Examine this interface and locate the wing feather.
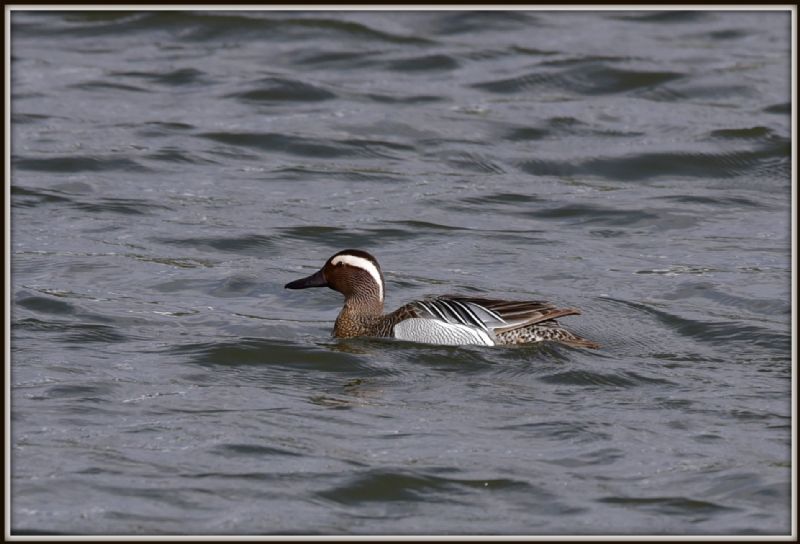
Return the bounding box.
[410,295,578,333]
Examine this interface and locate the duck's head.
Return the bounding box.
[285,249,385,305]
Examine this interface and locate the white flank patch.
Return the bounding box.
[394,318,495,346]
[331,254,384,301]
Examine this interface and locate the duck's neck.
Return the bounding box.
[348,292,384,314]
[334,294,385,338]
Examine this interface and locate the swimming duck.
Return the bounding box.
[285,249,599,348]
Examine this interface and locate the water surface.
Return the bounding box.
[10,9,792,535]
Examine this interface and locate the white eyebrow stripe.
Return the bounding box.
[331,254,384,301]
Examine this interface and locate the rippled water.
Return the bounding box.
[9,9,793,536]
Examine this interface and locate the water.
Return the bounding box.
[9,9,793,536]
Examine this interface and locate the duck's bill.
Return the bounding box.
[285,269,328,289]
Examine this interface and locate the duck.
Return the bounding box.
[285,249,599,349]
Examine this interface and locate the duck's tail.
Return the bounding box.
[494,321,600,349]
[554,329,601,350]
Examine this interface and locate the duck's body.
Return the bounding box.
[285,249,599,349]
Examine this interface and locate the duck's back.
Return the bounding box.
[388,295,598,348]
